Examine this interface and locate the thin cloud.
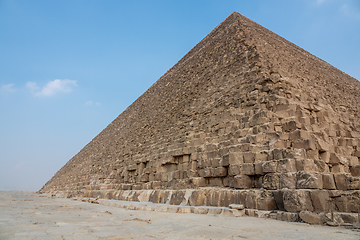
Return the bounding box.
[316,0,326,5]
[340,4,360,19]
[0,83,17,93]
[27,79,77,97]
[85,100,100,106]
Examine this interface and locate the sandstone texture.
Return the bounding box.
[40,12,360,224]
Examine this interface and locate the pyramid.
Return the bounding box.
[41,12,360,222]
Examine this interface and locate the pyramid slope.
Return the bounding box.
[40,13,360,219]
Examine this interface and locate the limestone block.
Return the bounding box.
[221,154,230,167]
[350,166,360,177]
[229,165,241,176]
[208,177,223,187]
[282,120,301,132]
[334,173,348,190]
[191,177,207,187]
[241,163,255,175]
[193,207,209,214]
[255,151,268,162]
[330,153,341,165]
[272,149,283,160]
[277,159,296,172]
[310,190,330,212]
[279,173,296,189]
[257,190,277,210]
[322,174,336,190]
[295,159,317,172]
[299,211,322,225]
[349,156,359,167]
[229,152,244,165]
[289,130,310,141]
[283,190,314,212]
[254,162,264,175]
[292,139,315,150]
[229,204,245,210]
[314,160,328,172]
[319,151,331,163]
[331,164,345,173]
[262,160,277,173]
[296,171,323,189]
[243,152,255,163]
[276,211,300,222]
[263,173,279,190]
[199,168,212,178]
[212,167,227,177]
[232,175,253,189]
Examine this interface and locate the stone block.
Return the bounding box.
[292,139,315,150]
[232,175,253,189]
[282,120,301,132]
[295,159,317,172]
[276,211,300,222]
[277,159,296,172]
[191,177,207,187]
[199,168,211,178]
[193,207,209,214]
[255,151,268,162]
[283,190,314,212]
[257,190,277,210]
[279,173,296,189]
[229,204,244,210]
[319,151,331,163]
[229,152,244,165]
[349,156,359,167]
[243,152,255,163]
[350,166,360,177]
[299,211,322,224]
[262,161,277,173]
[331,164,345,173]
[289,130,310,141]
[322,174,336,190]
[241,163,255,175]
[263,173,279,190]
[221,154,230,167]
[229,164,241,176]
[334,173,348,190]
[310,190,330,212]
[330,153,341,165]
[296,171,323,189]
[212,167,227,177]
[254,162,264,175]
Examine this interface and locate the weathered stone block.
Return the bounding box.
[292,139,315,150]
[241,163,255,175]
[191,177,207,187]
[283,190,314,212]
[276,211,300,222]
[279,173,296,189]
[243,152,255,163]
[350,166,360,177]
[282,120,301,132]
[310,190,330,212]
[299,210,322,224]
[232,175,253,189]
[229,152,244,165]
[263,173,279,190]
[229,164,241,176]
[277,159,296,172]
[322,174,336,190]
[262,160,277,173]
[296,171,323,189]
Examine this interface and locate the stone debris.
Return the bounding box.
[39,12,360,225]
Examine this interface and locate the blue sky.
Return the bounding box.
[1,0,359,192]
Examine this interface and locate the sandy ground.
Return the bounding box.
[0,191,359,240]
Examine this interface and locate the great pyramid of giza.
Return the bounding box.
[40,12,360,223]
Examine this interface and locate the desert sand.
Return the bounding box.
[0,191,359,240]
